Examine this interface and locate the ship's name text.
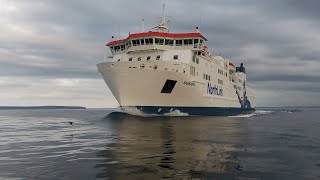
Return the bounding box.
[183,81,195,86]
[207,83,223,96]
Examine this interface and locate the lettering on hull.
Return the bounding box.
[183,81,195,86]
[207,83,223,96]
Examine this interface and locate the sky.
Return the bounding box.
[0,0,320,108]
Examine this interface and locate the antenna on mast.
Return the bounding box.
[117,24,121,39]
[162,3,166,27]
[141,18,145,32]
[152,2,169,32]
[198,15,202,32]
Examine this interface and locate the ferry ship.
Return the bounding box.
[97,5,255,116]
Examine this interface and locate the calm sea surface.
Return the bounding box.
[0,108,320,180]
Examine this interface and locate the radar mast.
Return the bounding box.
[152,3,169,32]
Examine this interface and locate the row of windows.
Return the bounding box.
[155,38,165,45]
[112,45,125,52]
[111,38,204,52]
[127,55,161,62]
[132,38,154,46]
[190,59,229,80]
[203,74,211,81]
[118,54,181,62]
[218,79,224,85]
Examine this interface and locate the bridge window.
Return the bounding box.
[140,39,145,45]
[147,56,151,61]
[218,79,224,85]
[120,45,125,51]
[156,55,161,60]
[114,45,120,52]
[126,41,131,49]
[165,39,174,46]
[196,58,199,64]
[173,55,179,60]
[183,39,193,46]
[218,69,224,75]
[155,38,164,45]
[145,38,153,45]
[194,39,199,48]
[132,39,140,46]
[175,40,183,46]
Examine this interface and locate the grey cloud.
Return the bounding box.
[1,0,320,107]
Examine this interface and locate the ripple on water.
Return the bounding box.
[1,108,320,179]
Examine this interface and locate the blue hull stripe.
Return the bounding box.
[132,106,255,116]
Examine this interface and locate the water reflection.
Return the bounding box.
[97,112,250,179]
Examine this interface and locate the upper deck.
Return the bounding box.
[107,31,208,55]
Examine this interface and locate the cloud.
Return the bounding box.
[0,77,118,107]
[0,0,319,107]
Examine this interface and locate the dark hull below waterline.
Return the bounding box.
[130,106,255,116]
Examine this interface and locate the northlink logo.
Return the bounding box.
[207,83,223,96]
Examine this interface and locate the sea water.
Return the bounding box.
[0,108,319,179]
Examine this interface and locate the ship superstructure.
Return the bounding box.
[97,5,255,116]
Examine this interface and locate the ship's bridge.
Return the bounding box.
[106,31,208,55]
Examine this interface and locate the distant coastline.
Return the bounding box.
[256,106,320,109]
[0,106,86,110]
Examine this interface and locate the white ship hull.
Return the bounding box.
[97,61,255,116]
[98,6,255,116]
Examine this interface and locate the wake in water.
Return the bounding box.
[230,113,257,118]
[119,106,153,117]
[163,109,189,116]
[229,110,274,118]
[120,107,190,117]
[115,107,303,118]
